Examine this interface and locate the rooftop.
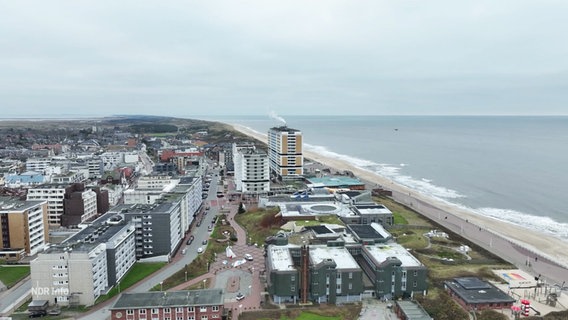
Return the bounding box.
[445,277,515,304]
[46,215,132,253]
[364,243,423,268]
[349,223,391,240]
[309,246,360,270]
[395,300,433,320]
[353,203,393,215]
[270,126,300,133]
[268,245,297,272]
[0,197,46,212]
[306,176,364,188]
[111,289,224,309]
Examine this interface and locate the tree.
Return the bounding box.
[238,202,246,214]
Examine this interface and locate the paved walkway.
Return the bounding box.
[169,194,265,319]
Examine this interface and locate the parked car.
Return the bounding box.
[28,311,46,318]
[244,254,253,261]
[186,235,194,245]
[202,239,208,245]
[197,247,203,253]
[236,293,245,301]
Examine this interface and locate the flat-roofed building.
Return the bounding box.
[0,197,48,256]
[268,126,303,177]
[360,243,428,299]
[339,203,394,226]
[233,143,270,193]
[347,223,392,244]
[30,216,135,306]
[444,277,515,311]
[266,244,364,304]
[27,185,67,225]
[110,289,224,320]
[107,201,183,260]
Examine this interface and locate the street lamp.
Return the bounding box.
[185,271,188,282]
[160,281,163,291]
[203,279,206,289]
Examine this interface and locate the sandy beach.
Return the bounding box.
[232,124,568,286]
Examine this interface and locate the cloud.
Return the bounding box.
[0,0,567,116]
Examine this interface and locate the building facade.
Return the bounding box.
[0,198,48,256]
[110,289,224,320]
[27,185,68,226]
[268,126,303,177]
[30,216,136,306]
[107,201,183,260]
[266,244,364,304]
[232,143,270,193]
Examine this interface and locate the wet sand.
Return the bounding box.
[231,124,568,286]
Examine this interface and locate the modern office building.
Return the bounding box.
[268,126,303,177]
[232,143,270,193]
[30,215,136,306]
[0,197,48,256]
[110,289,224,320]
[339,203,394,226]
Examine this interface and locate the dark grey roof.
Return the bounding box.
[348,225,385,240]
[270,126,300,133]
[395,301,432,320]
[445,277,515,304]
[111,289,224,309]
[305,225,334,235]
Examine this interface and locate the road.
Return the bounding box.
[0,277,31,316]
[79,167,221,320]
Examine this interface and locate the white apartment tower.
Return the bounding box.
[232,143,270,193]
[268,126,304,177]
[27,185,66,225]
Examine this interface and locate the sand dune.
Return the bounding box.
[231,124,568,285]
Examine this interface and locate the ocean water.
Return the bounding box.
[196,115,568,240]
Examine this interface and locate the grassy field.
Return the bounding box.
[0,265,30,288]
[294,216,344,227]
[95,262,165,304]
[240,304,361,320]
[235,207,282,245]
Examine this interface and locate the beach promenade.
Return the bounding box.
[233,124,568,287]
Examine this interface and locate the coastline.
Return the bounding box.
[231,123,568,285]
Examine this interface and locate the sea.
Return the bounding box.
[195,115,568,241]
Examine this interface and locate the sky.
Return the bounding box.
[1,1,567,117]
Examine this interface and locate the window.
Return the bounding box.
[291,286,295,291]
[414,270,418,276]
[201,316,208,320]
[151,309,159,314]
[348,272,353,279]
[291,275,295,281]
[176,308,183,313]
[188,317,195,320]
[139,309,146,314]
[187,307,195,313]
[413,281,417,288]
[212,306,219,312]
[127,310,134,315]
[164,308,171,313]
[199,307,207,312]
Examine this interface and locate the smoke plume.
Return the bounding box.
[269,111,286,125]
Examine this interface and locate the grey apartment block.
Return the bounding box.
[266,244,364,305]
[107,201,182,260]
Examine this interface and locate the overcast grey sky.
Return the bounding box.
[1,1,567,117]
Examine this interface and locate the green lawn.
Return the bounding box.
[261,312,341,320]
[95,262,165,304]
[235,208,282,245]
[0,265,30,288]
